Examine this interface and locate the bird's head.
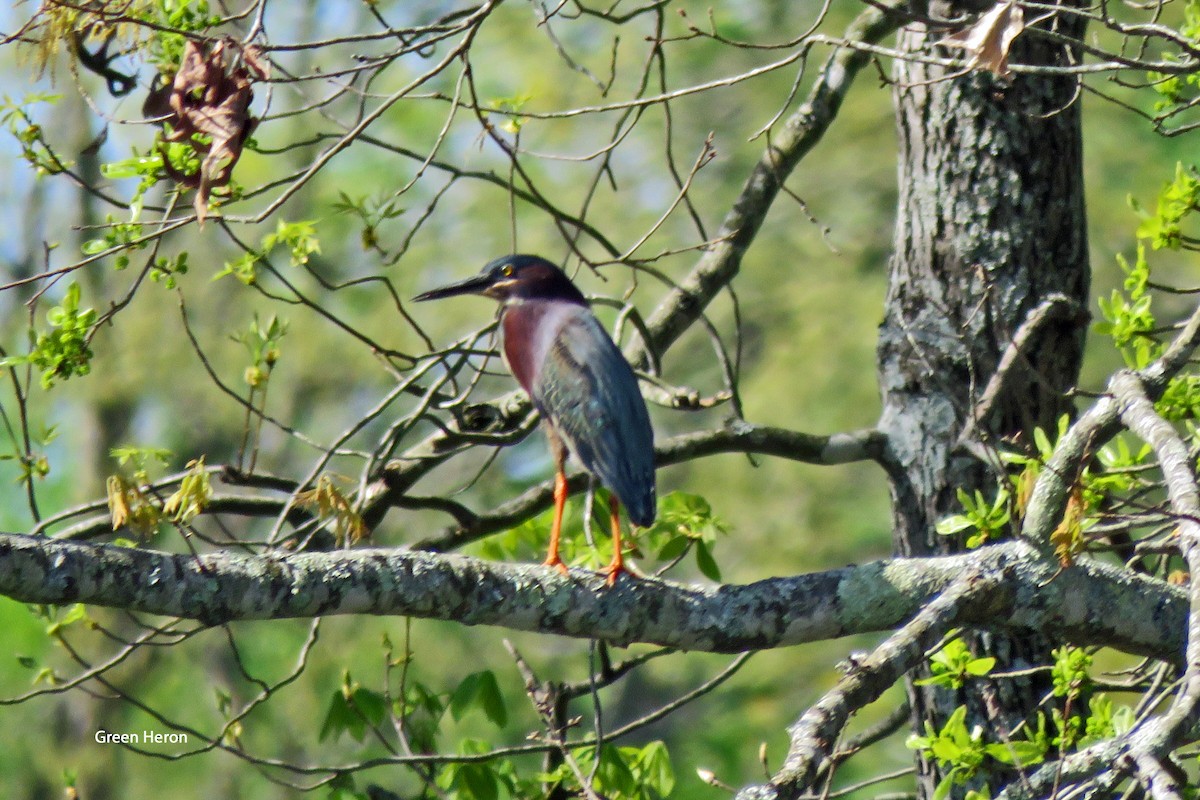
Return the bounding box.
[413,254,587,306]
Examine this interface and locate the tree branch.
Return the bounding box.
[997,364,1200,799]
[38,421,886,545]
[414,421,887,551]
[956,293,1088,453]
[736,572,1002,800]
[1110,371,1200,793]
[0,533,1183,661]
[345,3,905,546]
[632,3,902,365]
[1022,300,1200,551]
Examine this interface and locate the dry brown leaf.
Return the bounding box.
[1012,461,1038,521]
[938,1,1026,78]
[1050,482,1084,568]
[143,38,269,223]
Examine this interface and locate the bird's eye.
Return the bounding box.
[501,265,514,277]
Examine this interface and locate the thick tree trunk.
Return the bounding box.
[879,3,1089,795]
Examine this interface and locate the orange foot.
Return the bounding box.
[543,557,569,576]
[600,563,638,587]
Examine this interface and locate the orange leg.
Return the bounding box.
[543,466,570,575]
[602,495,629,587]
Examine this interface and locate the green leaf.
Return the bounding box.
[478,672,507,727]
[1033,426,1053,458]
[656,535,690,562]
[20,282,97,388]
[1051,645,1092,698]
[643,491,729,544]
[955,487,974,508]
[930,735,964,763]
[936,515,975,535]
[397,681,443,752]
[319,689,363,743]
[533,763,574,784]
[914,673,953,688]
[439,743,505,800]
[449,672,480,722]
[441,762,498,800]
[349,686,387,727]
[449,670,506,726]
[161,457,211,523]
[632,741,675,797]
[966,656,996,676]
[45,603,89,636]
[459,764,498,800]
[326,772,368,800]
[263,219,321,267]
[985,740,1045,766]
[110,445,172,472]
[0,355,29,369]
[695,540,721,581]
[594,746,638,797]
[101,155,163,180]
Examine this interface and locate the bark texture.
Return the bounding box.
[0,532,1184,660]
[880,4,1090,795]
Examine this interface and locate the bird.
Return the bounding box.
[414,254,656,584]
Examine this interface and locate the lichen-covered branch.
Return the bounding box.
[0,533,1183,659]
[737,572,1001,800]
[1022,301,1200,551]
[1108,371,1200,795]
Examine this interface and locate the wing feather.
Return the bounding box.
[531,309,656,526]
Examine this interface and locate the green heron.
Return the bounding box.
[414,254,656,584]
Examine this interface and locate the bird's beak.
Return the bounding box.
[412,272,494,302]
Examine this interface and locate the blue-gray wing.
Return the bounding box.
[532,309,656,526]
